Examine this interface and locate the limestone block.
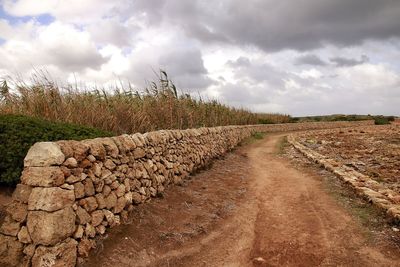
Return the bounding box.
[83,178,95,196]
[21,167,64,187]
[76,206,91,225]
[91,210,104,227]
[0,234,24,267]
[7,201,28,222]
[31,238,77,267]
[28,187,75,212]
[79,196,98,212]
[27,207,76,246]
[95,193,106,209]
[17,226,31,244]
[0,216,21,236]
[24,142,65,167]
[12,184,32,203]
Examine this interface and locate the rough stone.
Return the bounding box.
[124,192,133,204]
[27,207,76,246]
[123,178,131,191]
[91,210,104,227]
[23,244,36,257]
[116,184,126,197]
[103,210,114,226]
[66,174,80,183]
[133,148,146,159]
[78,238,95,257]
[61,183,74,190]
[21,167,64,187]
[100,138,119,158]
[76,206,91,225]
[104,159,116,170]
[131,134,144,147]
[72,142,90,162]
[63,157,78,168]
[95,180,105,193]
[7,201,28,222]
[79,159,92,169]
[28,187,75,212]
[24,142,65,167]
[74,182,85,199]
[0,234,24,267]
[83,178,95,196]
[102,185,111,196]
[95,193,106,209]
[17,226,31,243]
[0,216,21,236]
[105,191,117,209]
[87,154,96,162]
[96,225,106,235]
[132,192,142,204]
[92,163,102,177]
[113,215,121,227]
[85,223,96,238]
[31,238,77,267]
[113,196,127,214]
[101,169,112,180]
[120,210,129,223]
[79,196,98,212]
[110,180,119,190]
[12,184,32,203]
[73,225,84,239]
[84,139,107,159]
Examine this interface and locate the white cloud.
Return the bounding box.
[3,0,118,23]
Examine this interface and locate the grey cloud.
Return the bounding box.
[88,18,139,47]
[128,0,400,52]
[46,46,107,72]
[329,55,369,67]
[158,48,213,90]
[159,48,207,75]
[226,56,251,68]
[295,54,327,66]
[125,46,213,91]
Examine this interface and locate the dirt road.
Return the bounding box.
[86,134,400,267]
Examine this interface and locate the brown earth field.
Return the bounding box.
[81,132,400,267]
[295,125,400,193]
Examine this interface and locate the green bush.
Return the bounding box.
[0,114,112,185]
[373,116,390,125]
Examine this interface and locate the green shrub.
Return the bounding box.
[0,114,112,185]
[373,116,390,125]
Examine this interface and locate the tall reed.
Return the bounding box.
[0,71,291,134]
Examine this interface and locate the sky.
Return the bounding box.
[0,0,399,116]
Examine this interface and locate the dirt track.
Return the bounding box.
[86,134,400,267]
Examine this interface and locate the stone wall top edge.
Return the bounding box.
[29,120,374,161]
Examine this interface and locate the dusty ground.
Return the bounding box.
[85,133,400,267]
[295,125,400,192]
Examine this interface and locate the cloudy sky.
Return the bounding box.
[0,0,399,116]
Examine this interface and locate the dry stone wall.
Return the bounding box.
[0,120,373,266]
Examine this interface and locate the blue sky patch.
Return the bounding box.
[0,5,54,25]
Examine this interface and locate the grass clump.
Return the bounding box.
[252,132,266,140]
[0,114,112,185]
[276,136,289,155]
[241,132,266,145]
